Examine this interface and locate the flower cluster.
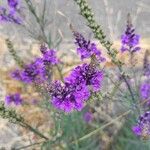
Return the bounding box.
[12,46,58,83]
[73,31,106,62]
[65,63,103,92]
[140,83,150,105]
[8,0,19,10]
[49,63,103,112]
[132,111,150,139]
[121,23,140,53]
[5,93,23,106]
[0,0,21,24]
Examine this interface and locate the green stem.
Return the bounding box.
[16,141,44,150]
[74,0,137,108]
[71,110,131,144]
[20,122,49,140]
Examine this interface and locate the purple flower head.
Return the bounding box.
[132,111,150,139]
[48,63,103,112]
[49,81,90,112]
[121,15,140,53]
[40,44,47,54]
[0,0,22,25]
[83,112,93,123]
[0,6,22,24]
[12,58,46,84]
[5,93,22,106]
[11,69,22,80]
[0,7,8,21]
[73,31,105,62]
[65,63,104,92]
[8,0,19,10]
[20,58,45,83]
[7,12,22,24]
[42,48,58,65]
[140,83,150,105]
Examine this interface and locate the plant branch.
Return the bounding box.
[71,110,131,144]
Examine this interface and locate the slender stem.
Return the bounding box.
[119,66,140,114]
[24,0,64,82]
[16,141,44,150]
[56,65,64,82]
[120,70,135,102]
[71,110,131,144]
[24,0,47,42]
[20,122,49,140]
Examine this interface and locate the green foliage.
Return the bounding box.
[111,116,150,150]
[41,110,100,150]
[0,101,24,124]
[6,39,25,68]
[74,0,123,66]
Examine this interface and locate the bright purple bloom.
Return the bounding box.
[40,45,59,65]
[11,58,46,84]
[83,112,93,123]
[42,49,58,65]
[0,0,22,24]
[49,81,90,112]
[49,63,104,112]
[0,6,21,24]
[20,58,45,83]
[11,46,59,84]
[132,111,150,138]
[5,93,22,106]
[65,63,104,92]
[121,23,140,53]
[8,0,19,10]
[140,83,150,105]
[73,31,105,62]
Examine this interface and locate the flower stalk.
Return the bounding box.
[74,0,136,108]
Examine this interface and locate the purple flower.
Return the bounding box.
[11,69,22,80]
[42,49,58,65]
[40,45,59,65]
[73,31,105,62]
[11,47,59,84]
[20,58,45,83]
[7,0,19,10]
[140,83,150,105]
[0,6,21,24]
[49,81,90,112]
[12,58,46,84]
[121,23,140,53]
[0,1,22,24]
[5,93,22,106]
[48,63,104,112]
[83,112,93,123]
[65,63,104,92]
[132,111,150,138]
[40,44,47,54]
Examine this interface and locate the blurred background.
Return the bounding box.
[0,0,150,149]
